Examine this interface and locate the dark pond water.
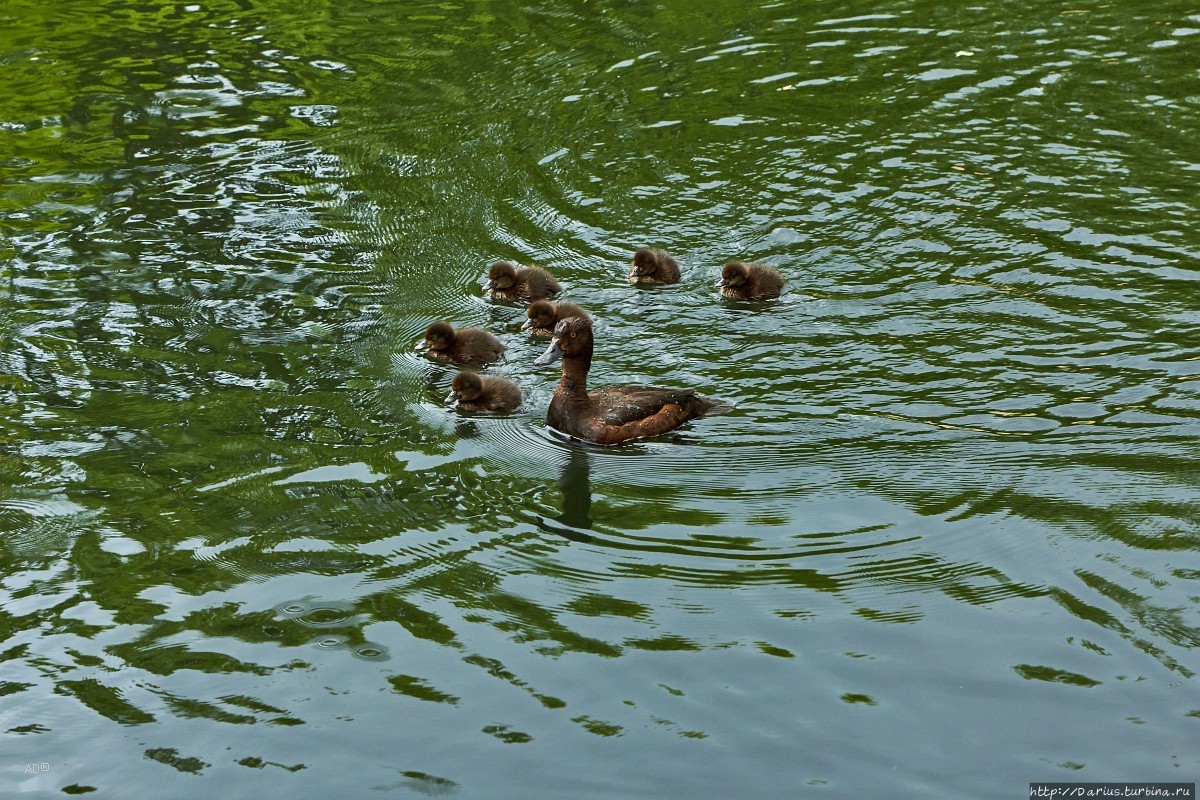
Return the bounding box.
[3,0,1199,796]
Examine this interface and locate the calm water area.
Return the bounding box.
[3,0,1199,796]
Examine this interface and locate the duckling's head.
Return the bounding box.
[522,300,557,331]
[485,261,518,291]
[533,315,592,366]
[448,371,483,404]
[424,321,455,350]
[630,248,658,278]
[718,261,750,289]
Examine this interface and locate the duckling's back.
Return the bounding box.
[520,267,562,300]
[553,302,588,325]
[748,265,785,299]
[479,375,522,411]
[455,328,505,364]
[655,251,681,284]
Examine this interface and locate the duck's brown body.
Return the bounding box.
[447,372,521,412]
[534,317,728,445]
[421,321,505,366]
[717,261,785,300]
[485,261,561,302]
[629,248,681,285]
[522,301,589,337]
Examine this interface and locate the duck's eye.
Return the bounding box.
[570,332,577,339]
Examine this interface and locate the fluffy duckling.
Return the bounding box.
[521,300,590,337]
[419,321,505,366]
[716,261,785,300]
[533,316,729,445]
[484,260,561,302]
[445,372,522,413]
[629,247,681,285]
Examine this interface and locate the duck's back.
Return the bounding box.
[656,253,681,284]
[521,267,562,300]
[549,384,727,445]
[554,302,588,325]
[592,385,710,424]
[749,266,785,299]
[454,329,505,364]
[476,376,522,411]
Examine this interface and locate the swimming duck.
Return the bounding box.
[484,261,561,301]
[533,316,729,445]
[418,321,505,365]
[629,247,681,285]
[717,261,785,300]
[445,372,522,412]
[521,300,590,337]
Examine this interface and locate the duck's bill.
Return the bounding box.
[415,340,430,351]
[444,391,458,405]
[520,317,533,330]
[483,279,495,291]
[533,338,563,366]
[715,278,727,288]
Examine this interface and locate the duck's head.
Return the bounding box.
[533,315,592,366]
[485,261,518,291]
[717,261,750,289]
[522,300,556,331]
[629,248,658,278]
[423,321,455,350]
[446,371,482,405]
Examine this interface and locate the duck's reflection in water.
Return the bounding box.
[538,447,594,542]
[453,419,480,439]
[557,448,592,530]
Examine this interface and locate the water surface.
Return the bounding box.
[3,0,1199,797]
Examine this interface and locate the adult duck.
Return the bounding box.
[533,316,729,445]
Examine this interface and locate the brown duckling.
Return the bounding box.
[629,247,681,285]
[419,321,505,366]
[484,260,561,302]
[533,316,729,445]
[445,372,522,413]
[521,300,590,337]
[717,261,785,300]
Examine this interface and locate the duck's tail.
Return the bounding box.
[695,395,734,417]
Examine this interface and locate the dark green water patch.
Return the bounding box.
[3,0,1199,797]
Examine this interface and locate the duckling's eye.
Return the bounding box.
[570,332,577,339]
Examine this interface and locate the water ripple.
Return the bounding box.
[4,0,1200,794]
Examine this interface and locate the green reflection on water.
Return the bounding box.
[3,0,1200,795]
